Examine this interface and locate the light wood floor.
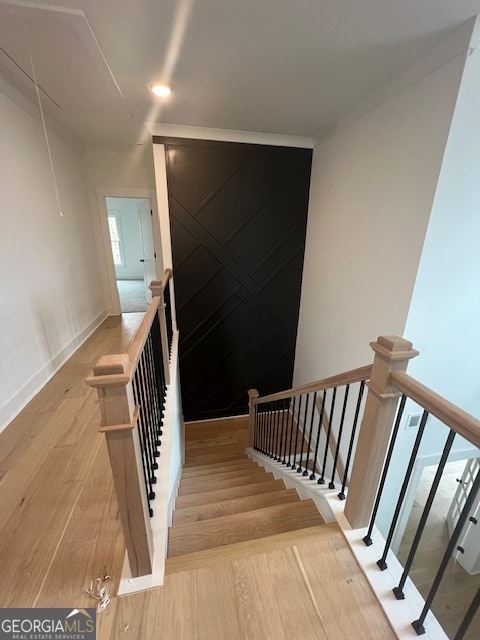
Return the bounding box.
[0,315,396,639]
[397,461,479,639]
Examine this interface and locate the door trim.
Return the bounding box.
[96,186,161,315]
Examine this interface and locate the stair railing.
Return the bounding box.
[248,363,372,493]
[87,268,173,579]
[250,335,480,639]
[347,337,480,639]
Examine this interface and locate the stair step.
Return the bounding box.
[175,478,287,509]
[168,499,324,557]
[177,469,272,496]
[165,523,340,574]
[173,488,300,525]
[180,465,263,486]
[181,459,258,478]
[184,446,248,466]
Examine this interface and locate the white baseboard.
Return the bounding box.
[0,310,108,433]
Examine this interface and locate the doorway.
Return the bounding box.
[105,196,156,313]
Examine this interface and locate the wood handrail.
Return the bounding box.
[390,371,480,449]
[252,364,373,405]
[87,269,173,389]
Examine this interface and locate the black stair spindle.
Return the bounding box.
[268,402,275,457]
[339,380,366,500]
[412,468,480,635]
[362,394,406,543]
[291,394,303,470]
[319,387,337,484]
[297,393,311,474]
[287,396,297,467]
[453,587,480,640]
[393,429,456,599]
[281,401,289,464]
[329,384,350,489]
[310,389,326,481]
[303,391,318,476]
[377,409,429,570]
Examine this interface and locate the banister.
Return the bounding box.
[390,370,480,448]
[252,364,373,404]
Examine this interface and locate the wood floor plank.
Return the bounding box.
[195,562,242,639]
[264,546,330,639]
[34,442,125,608]
[232,552,288,640]
[296,535,396,639]
[179,465,267,486]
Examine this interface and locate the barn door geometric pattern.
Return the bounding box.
[155,137,312,422]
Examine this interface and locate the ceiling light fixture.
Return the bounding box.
[149,83,172,97]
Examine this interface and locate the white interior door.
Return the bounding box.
[137,199,157,301]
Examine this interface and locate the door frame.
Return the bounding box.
[96,186,162,315]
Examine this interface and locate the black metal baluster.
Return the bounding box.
[329,384,350,489]
[145,334,161,452]
[138,352,158,485]
[412,468,480,635]
[310,389,326,481]
[280,401,289,464]
[267,402,274,457]
[453,587,479,640]
[377,409,429,570]
[362,394,406,542]
[150,318,166,440]
[259,404,266,453]
[339,381,366,500]
[273,400,281,460]
[319,387,337,484]
[163,283,173,354]
[393,429,456,600]
[303,391,317,477]
[146,333,161,444]
[291,394,303,470]
[287,396,297,467]
[132,372,154,515]
[253,402,259,450]
[296,393,311,474]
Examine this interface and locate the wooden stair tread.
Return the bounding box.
[181,459,258,477]
[184,449,248,466]
[175,478,287,508]
[165,523,340,574]
[180,465,265,486]
[173,488,300,525]
[177,469,272,495]
[168,499,324,557]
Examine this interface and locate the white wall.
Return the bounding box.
[106,197,144,280]
[0,87,105,431]
[293,28,473,387]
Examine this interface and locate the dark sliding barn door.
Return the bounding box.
[154,137,312,422]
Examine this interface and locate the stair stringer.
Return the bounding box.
[246,447,337,524]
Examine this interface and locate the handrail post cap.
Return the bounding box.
[248,389,259,399]
[370,335,419,361]
[93,353,130,376]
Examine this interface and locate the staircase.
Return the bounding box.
[167,415,325,559]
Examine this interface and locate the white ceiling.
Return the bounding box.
[1,0,480,149]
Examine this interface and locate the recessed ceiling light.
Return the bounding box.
[149,84,172,97]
